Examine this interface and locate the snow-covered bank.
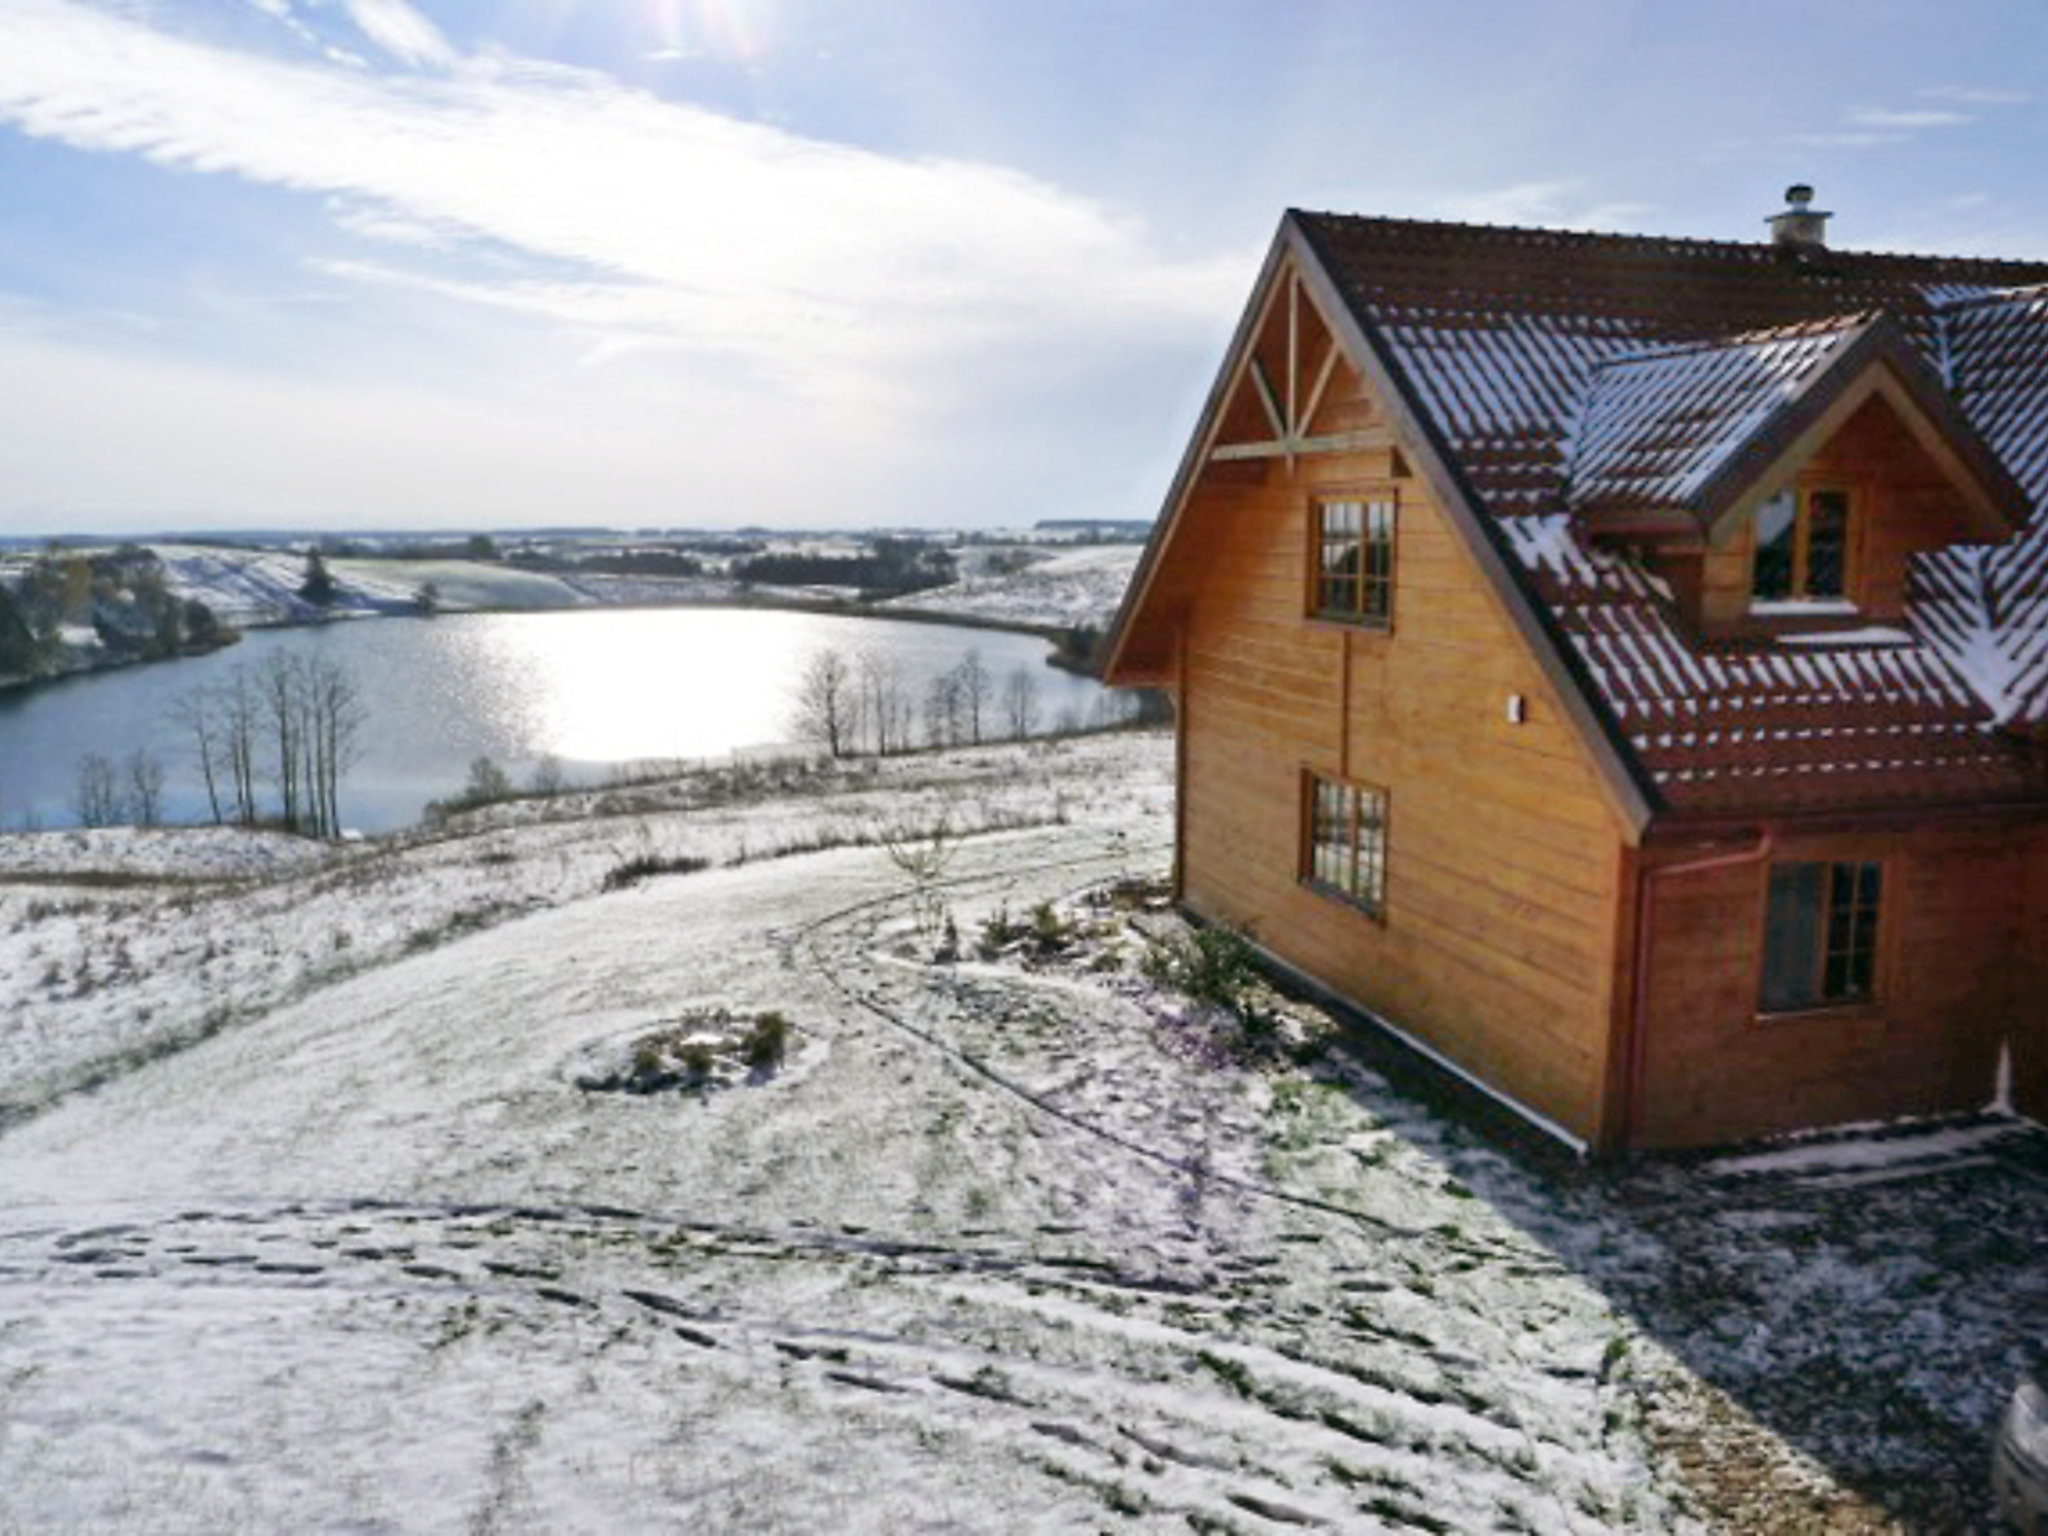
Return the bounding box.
[0,728,2040,1531]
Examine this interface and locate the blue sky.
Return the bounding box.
[0,0,2044,535]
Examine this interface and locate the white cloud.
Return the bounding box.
[0,1,1253,530]
[0,1,1243,388]
[1794,130,1904,149]
[1845,108,1972,130]
[1920,85,2031,106]
[1428,180,1652,233]
[342,0,453,69]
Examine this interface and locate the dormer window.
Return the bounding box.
[1752,485,1852,605]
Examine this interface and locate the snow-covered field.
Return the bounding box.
[883,543,1144,632]
[1,729,2042,1532]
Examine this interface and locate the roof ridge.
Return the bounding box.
[1596,311,1881,367]
[1927,280,2048,313]
[1290,208,2048,276]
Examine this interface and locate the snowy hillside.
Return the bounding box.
[154,543,590,628]
[884,542,1144,632]
[0,730,2041,1531]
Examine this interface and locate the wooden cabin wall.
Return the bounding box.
[1174,436,1628,1144]
[1634,822,2047,1148]
[1812,396,1983,620]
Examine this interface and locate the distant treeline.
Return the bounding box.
[731,537,957,599]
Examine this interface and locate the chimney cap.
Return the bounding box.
[1767,183,1831,251]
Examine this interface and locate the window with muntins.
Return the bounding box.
[1313,495,1395,626]
[1752,486,1852,604]
[1303,774,1387,917]
[1758,860,1881,1013]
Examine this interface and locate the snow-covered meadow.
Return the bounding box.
[1,728,2043,1532]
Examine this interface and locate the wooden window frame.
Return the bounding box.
[1749,481,1858,609]
[1309,491,1397,629]
[1756,858,1885,1018]
[1300,770,1388,920]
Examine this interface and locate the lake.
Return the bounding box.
[0,608,1115,834]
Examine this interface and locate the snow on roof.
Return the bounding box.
[1290,211,2048,813]
[1564,318,1866,514]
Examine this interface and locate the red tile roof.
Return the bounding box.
[1293,211,2048,816]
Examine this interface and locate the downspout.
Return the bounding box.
[1172,616,1189,901]
[1621,828,1775,1152]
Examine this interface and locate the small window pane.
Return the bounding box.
[1304,774,1387,917]
[1316,501,1362,618]
[1761,859,1880,1013]
[1806,490,1849,598]
[1313,497,1394,626]
[1752,490,1796,601]
[1760,862,1824,1012]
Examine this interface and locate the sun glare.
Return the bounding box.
[480,609,802,762]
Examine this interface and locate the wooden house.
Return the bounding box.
[1103,192,2048,1153]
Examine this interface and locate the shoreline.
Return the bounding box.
[0,586,1104,701]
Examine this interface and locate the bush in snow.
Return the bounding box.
[1142,922,1272,1041]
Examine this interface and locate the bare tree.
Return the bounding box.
[73,753,123,828]
[300,656,366,837]
[922,668,962,748]
[955,650,990,745]
[1002,664,1041,740]
[464,755,512,805]
[857,649,911,756]
[255,654,305,831]
[220,667,260,826]
[169,688,226,824]
[126,749,165,827]
[175,656,362,835]
[794,649,855,758]
[530,753,567,796]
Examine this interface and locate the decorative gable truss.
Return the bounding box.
[1205,261,1394,470]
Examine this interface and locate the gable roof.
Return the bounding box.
[1108,209,2048,827]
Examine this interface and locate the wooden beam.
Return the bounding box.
[1287,277,1300,437]
[1210,428,1395,462]
[1299,337,1341,440]
[1248,358,1289,443]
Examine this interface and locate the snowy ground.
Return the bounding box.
[1,729,2042,1532]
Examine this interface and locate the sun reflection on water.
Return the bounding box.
[459,608,825,763]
